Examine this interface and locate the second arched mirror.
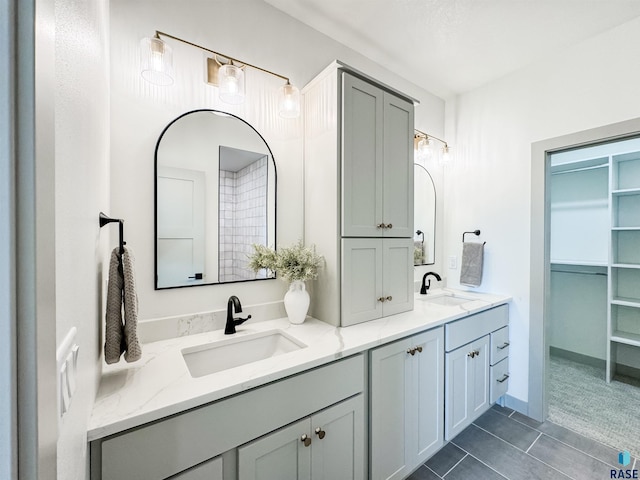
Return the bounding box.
[414,163,436,265]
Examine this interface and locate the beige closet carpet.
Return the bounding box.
[548,355,640,458]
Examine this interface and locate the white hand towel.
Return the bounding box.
[104,246,141,364]
[460,242,484,287]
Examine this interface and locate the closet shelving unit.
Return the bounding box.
[608,150,640,380]
[550,144,640,383]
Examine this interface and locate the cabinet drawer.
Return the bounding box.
[490,357,509,404]
[490,326,510,365]
[99,354,364,480]
[445,304,508,352]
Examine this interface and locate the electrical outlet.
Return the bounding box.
[448,255,457,269]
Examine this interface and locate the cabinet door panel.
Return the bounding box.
[445,336,492,441]
[342,238,383,326]
[311,395,365,480]
[413,329,444,464]
[382,238,414,316]
[382,92,414,238]
[470,336,491,418]
[342,73,384,237]
[445,346,470,441]
[238,419,311,480]
[370,338,412,480]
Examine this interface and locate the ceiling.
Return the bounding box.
[264,0,640,97]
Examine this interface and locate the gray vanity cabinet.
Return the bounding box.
[444,305,509,441]
[238,395,364,480]
[92,355,365,480]
[303,61,415,327]
[369,327,444,480]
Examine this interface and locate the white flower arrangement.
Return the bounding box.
[248,241,323,282]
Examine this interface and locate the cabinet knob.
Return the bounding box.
[301,434,311,447]
[497,342,510,350]
[385,295,393,302]
[376,223,385,229]
[407,347,416,356]
[467,351,476,358]
[416,346,423,353]
[474,349,480,356]
[385,223,393,229]
[314,427,326,439]
[378,297,386,303]
[497,374,510,383]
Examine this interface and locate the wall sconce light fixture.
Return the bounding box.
[414,129,452,164]
[140,31,300,118]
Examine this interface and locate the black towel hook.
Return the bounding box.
[462,229,481,243]
[99,212,126,255]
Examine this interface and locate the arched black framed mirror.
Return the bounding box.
[154,109,277,289]
[414,163,436,265]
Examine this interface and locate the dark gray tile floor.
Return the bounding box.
[408,404,638,480]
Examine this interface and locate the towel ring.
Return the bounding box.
[462,230,481,243]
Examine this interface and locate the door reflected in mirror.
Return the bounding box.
[414,163,436,265]
[155,110,276,289]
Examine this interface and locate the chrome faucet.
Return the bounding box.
[420,272,442,295]
[224,296,251,334]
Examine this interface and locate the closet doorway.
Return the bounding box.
[546,136,640,457]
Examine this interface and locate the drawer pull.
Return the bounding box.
[496,374,510,383]
[467,351,476,358]
[416,346,423,353]
[314,427,326,439]
[301,434,311,447]
[497,342,510,350]
[407,348,416,356]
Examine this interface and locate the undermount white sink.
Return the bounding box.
[182,330,307,378]
[417,292,478,306]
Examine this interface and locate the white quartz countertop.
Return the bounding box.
[87,289,510,441]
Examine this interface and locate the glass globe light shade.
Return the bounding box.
[441,145,452,164]
[218,64,245,104]
[140,37,174,86]
[278,82,300,118]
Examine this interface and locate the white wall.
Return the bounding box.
[54,0,110,478]
[110,0,445,320]
[444,17,640,404]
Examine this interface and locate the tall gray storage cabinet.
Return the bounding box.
[303,61,415,327]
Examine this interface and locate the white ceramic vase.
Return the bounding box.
[284,280,310,325]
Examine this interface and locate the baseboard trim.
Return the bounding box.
[550,346,606,369]
[502,394,528,416]
[615,363,640,381]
